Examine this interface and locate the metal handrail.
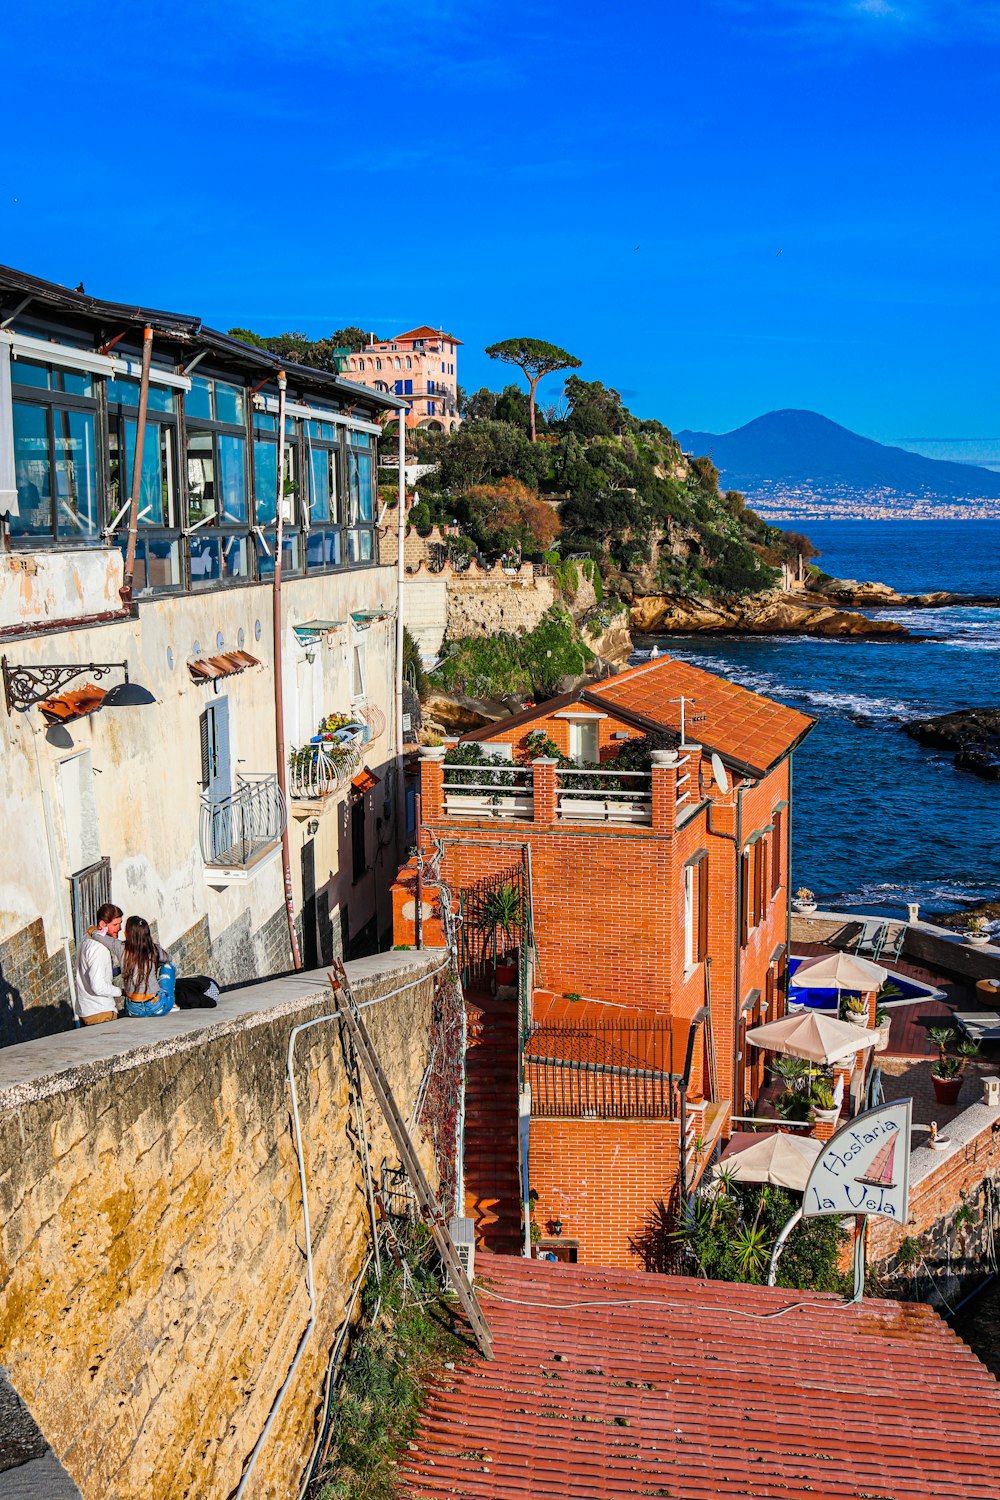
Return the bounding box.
[200,773,287,866]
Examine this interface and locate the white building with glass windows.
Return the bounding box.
[0,263,406,1046]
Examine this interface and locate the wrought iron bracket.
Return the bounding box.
[1,655,129,715]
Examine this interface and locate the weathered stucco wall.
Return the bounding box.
[0,547,124,632]
[0,561,401,1043]
[0,952,444,1499]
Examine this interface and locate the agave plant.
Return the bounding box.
[481,882,523,951]
[732,1221,771,1280]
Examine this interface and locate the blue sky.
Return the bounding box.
[3,0,1000,440]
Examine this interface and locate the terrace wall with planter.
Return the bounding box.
[868,1099,1000,1303]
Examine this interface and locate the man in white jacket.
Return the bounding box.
[74,903,124,1025]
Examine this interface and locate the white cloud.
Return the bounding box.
[723,0,1000,45]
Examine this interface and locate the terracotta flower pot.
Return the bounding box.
[494,962,517,987]
[931,1072,963,1106]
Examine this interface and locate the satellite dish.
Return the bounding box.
[711,753,730,795]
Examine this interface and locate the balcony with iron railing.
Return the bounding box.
[200,773,286,879]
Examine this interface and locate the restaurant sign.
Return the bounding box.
[802,1098,912,1224]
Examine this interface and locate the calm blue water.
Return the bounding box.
[644,520,1000,920]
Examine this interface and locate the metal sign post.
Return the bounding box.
[768,1099,912,1300]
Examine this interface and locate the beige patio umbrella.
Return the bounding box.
[716,1131,823,1191]
[745,1010,880,1065]
[793,952,888,991]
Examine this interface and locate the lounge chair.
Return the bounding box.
[852,919,886,958]
[954,1012,1000,1044]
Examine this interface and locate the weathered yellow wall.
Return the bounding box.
[0,954,442,1499]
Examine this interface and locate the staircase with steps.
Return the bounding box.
[462,985,523,1255]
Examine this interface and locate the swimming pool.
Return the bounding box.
[787,955,945,1012]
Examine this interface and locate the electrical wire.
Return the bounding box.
[477,1287,859,1321]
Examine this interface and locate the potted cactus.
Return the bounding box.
[810,1081,840,1125]
[844,994,870,1028]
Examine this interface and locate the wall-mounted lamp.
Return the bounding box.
[1,655,155,715]
[550,1218,563,1237]
[306,818,320,836]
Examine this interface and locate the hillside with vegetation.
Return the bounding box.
[408,374,816,601]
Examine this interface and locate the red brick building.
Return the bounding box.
[393,655,814,1266]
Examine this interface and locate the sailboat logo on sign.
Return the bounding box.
[802,1098,912,1223]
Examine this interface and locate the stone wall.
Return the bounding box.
[0,952,445,1499]
[868,1101,1000,1304]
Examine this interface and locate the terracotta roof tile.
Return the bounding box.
[404,1253,1000,1499]
[586,655,814,775]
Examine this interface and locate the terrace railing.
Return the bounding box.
[526,1017,678,1120]
[200,773,287,868]
[674,752,695,813]
[443,764,534,821]
[556,766,652,825]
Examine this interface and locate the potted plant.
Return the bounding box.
[930,1052,965,1106]
[793,887,817,915]
[482,882,522,987]
[844,994,870,1027]
[965,915,992,947]
[810,1081,840,1125]
[775,1088,814,1124]
[874,1008,891,1053]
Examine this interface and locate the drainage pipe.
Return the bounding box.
[272,370,301,972]
[706,784,749,1111]
[394,410,406,862]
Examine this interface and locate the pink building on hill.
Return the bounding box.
[344,326,461,432]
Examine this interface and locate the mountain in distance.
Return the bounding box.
[675,409,1000,502]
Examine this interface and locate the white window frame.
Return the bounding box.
[683,863,696,972]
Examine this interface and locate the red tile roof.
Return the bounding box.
[384,325,463,345]
[404,1253,1000,1499]
[586,654,814,776]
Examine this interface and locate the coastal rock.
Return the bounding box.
[811,576,905,606]
[903,708,1000,782]
[934,900,1000,932]
[422,693,505,733]
[630,589,912,640]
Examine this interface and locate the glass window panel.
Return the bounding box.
[124,420,167,527]
[351,432,373,449]
[222,533,250,580]
[217,434,247,523]
[186,430,216,525]
[53,409,98,538]
[107,377,139,406]
[147,385,175,414]
[189,532,222,584]
[309,447,332,522]
[214,380,244,425]
[11,360,50,389]
[254,439,278,526]
[146,535,182,589]
[254,412,277,432]
[11,402,52,535]
[256,529,299,578]
[350,451,373,521]
[59,369,93,397]
[187,375,213,420]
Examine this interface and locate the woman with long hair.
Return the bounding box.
[121,916,173,1017]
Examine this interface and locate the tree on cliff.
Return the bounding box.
[461,477,561,555]
[485,338,581,441]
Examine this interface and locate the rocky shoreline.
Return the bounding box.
[629,573,1000,642]
[903,708,1000,782]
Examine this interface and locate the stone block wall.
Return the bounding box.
[0,952,444,1499]
[868,1101,1000,1304]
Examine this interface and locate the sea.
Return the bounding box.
[640,518,1000,922]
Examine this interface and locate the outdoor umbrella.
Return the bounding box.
[745,1010,880,1065]
[715,1131,823,1192]
[793,952,889,991]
